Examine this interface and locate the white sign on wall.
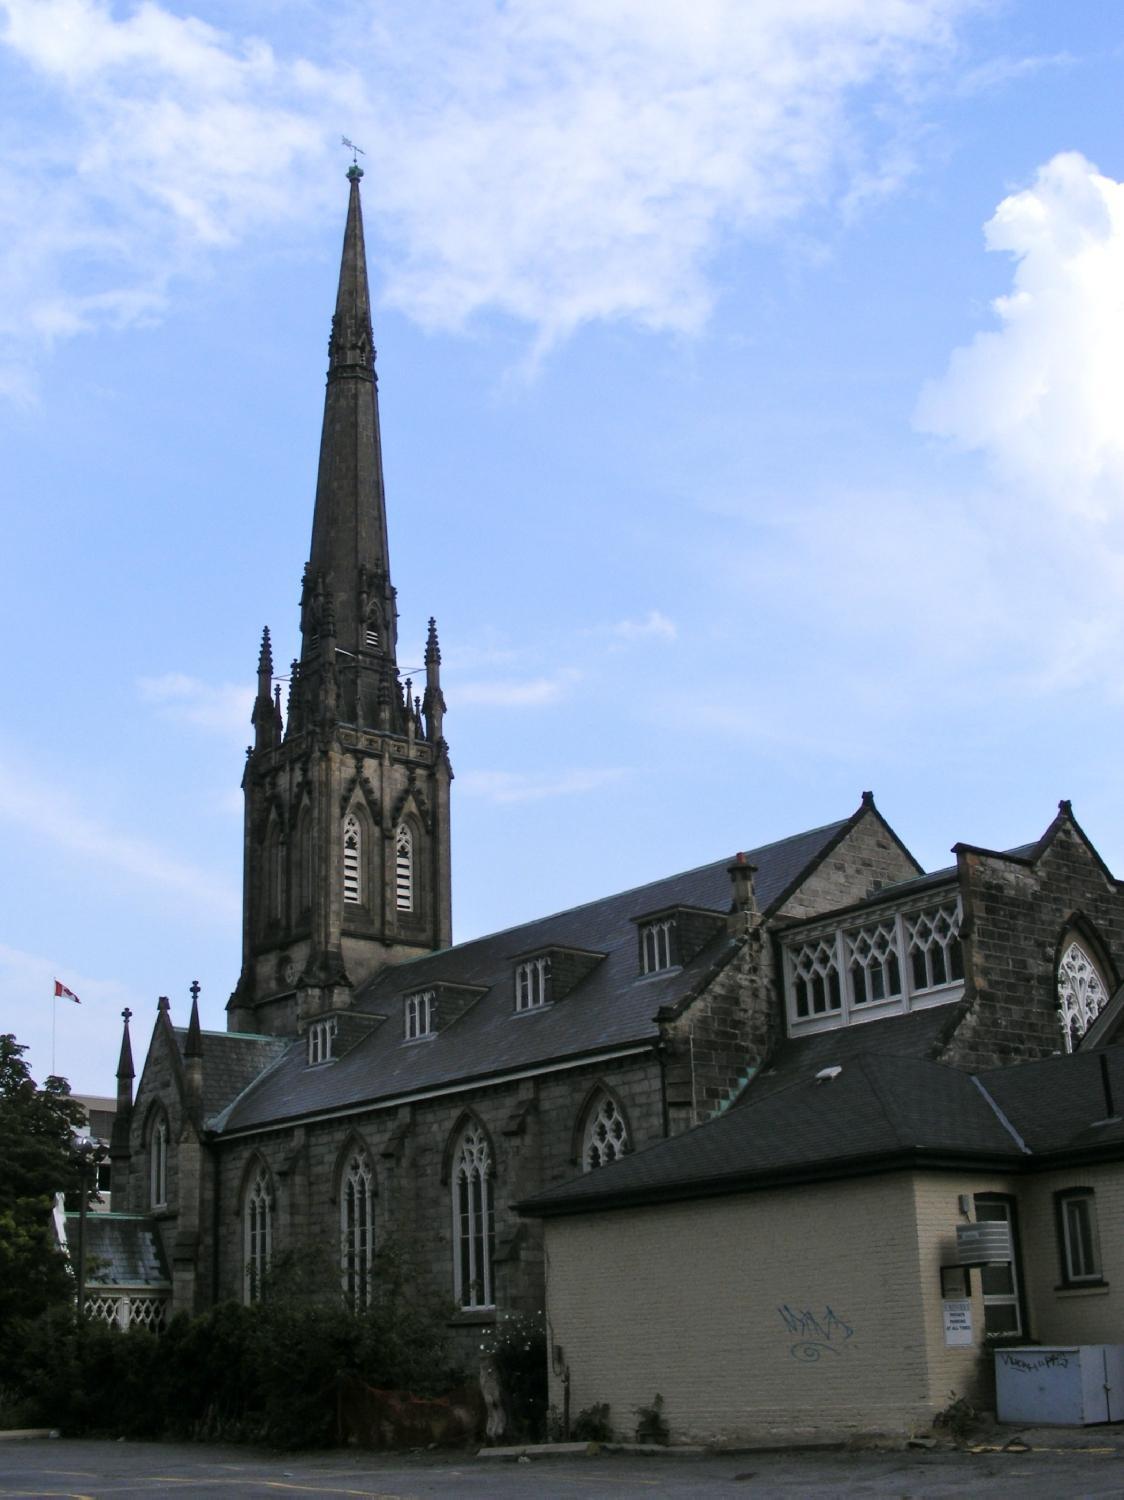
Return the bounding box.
[943,1299,973,1347]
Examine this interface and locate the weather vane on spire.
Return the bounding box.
[342,136,366,165]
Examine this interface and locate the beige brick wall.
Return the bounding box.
[1018,1165,1124,1346]
[545,1172,995,1447]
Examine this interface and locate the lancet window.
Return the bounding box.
[343,814,362,905]
[307,1017,337,1065]
[405,990,434,1040]
[1057,940,1109,1053]
[640,918,674,975]
[149,1113,168,1210]
[583,1092,630,1170]
[395,824,414,912]
[451,1123,494,1310]
[242,1166,273,1304]
[515,955,551,1011]
[340,1147,375,1309]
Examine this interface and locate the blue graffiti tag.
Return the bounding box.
[778,1305,855,1362]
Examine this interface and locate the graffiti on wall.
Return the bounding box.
[778,1304,855,1362]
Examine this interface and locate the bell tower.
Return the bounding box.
[228,165,453,1036]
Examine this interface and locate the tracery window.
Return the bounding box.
[341,1147,375,1309]
[395,824,414,912]
[905,902,963,992]
[343,814,362,904]
[243,1165,273,1304]
[791,935,842,1020]
[640,919,674,975]
[583,1092,630,1170]
[1058,941,1109,1053]
[515,956,551,1011]
[451,1123,494,1310]
[846,919,901,1006]
[149,1114,168,1210]
[405,990,434,1040]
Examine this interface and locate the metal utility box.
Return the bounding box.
[996,1346,1124,1425]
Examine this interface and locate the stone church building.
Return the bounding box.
[105,168,1124,1347]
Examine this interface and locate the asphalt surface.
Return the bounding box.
[3,1435,1124,1499]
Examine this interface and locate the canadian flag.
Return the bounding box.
[53,979,81,1005]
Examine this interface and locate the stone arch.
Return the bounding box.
[572,1081,633,1171]
[143,1101,171,1209]
[330,1129,379,1205]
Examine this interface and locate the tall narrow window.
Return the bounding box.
[1058,941,1109,1052]
[395,824,414,912]
[364,613,381,651]
[307,1017,337,1065]
[297,809,312,914]
[452,1123,494,1310]
[341,1148,375,1309]
[266,820,283,922]
[975,1196,1023,1337]
[1057,1189,1102,1284]
[243,1166,273,1304]
[343,814,362,905]
[583,1092,630,1170]
[405,990,434,1040]
[149,1115,168,1210]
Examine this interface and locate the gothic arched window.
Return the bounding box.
[297,807,312,915]
[340,1147,375,1309]
[343,813,362,905]
[583,1091,630,1171]
[451,1122,494,1309]
[266,818,284,922]
[149,1112,168,1209]
[243,1165,273,1304]
[395,824,414,912]
[1058,940,1110,1053]
[365,611,381,651]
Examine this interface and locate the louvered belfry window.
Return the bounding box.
[343,814,361,904]
[395,824,414,911]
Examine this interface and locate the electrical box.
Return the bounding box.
[996,1346,1124,1425]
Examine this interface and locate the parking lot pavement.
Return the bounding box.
[1,1437,1124,1499]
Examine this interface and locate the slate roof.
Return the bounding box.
[170,1028,290,1125]
[218,817,852,1135]
[66,1213,171,1288]
[520,1040,1124,1218]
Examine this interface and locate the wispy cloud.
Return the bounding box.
[458,767,627,804]
[600,610,678,644]
[456,667,580,707]
[0,0,977,388]
[138,672,254,739]
[916,152,1124,522]
[0,752,239,920]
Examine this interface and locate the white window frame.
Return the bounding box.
[784,897,965,1036]
[307,1017,337,1065]
[583,1091,630,1171]
[243,1166,273,1305]
[515,956,551,1011]
[404,990,435,1041]
[149,1114,168,1210]
[343,813,362,905]
[340,1148,375,1308]
[451,1123,494,1310]
[1059,1190,1102,1284]
[640,918,674,975]
[975,1197,1023,1338]
[395,824,414,912]
[1058,941,1110,1053]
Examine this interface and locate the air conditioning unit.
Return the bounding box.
[956,1221,1012,1265]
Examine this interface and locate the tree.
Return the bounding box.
[0,1034,87,1378]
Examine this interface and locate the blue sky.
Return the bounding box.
[3,0,1124,1092]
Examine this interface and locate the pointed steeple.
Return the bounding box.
[303,165,399,731]
[185,980,203,1059]
[252,627,277,752]
[423,616,446,742]
[116,1007,134,1112]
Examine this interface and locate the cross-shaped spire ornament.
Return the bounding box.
[189,979,201,1004]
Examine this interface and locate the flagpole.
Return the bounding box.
[51,988,57,1077]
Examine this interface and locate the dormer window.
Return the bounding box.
[405,990,434,1040]
[515,956,551,1011]
[640,918,674,974]
[308,1017,337,1065]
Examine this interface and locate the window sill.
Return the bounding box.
[447,1308,496,1328]
[1054,1281,1109,1297]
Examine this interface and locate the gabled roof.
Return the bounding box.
[519,1038,1124,1218]
[170,1028,289,1125]
[218,816,852,1135]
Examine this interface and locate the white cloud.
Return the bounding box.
[138,672,254,739]
[601,610,678,643]
[456,667,580,707]
[458,767,626,803]
[0,0,975,387]
[916,152,1124,520]
[0,753,239,920]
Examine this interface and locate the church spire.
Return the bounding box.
[302,164,398,730]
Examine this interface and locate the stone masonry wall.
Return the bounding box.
[944,817,1124,1070]
[775,807,922,923]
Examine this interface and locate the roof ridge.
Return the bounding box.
[358,816,852,986]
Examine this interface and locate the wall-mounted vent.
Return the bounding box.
[957,1221,1013,1266]
[814,1066,842,1084]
